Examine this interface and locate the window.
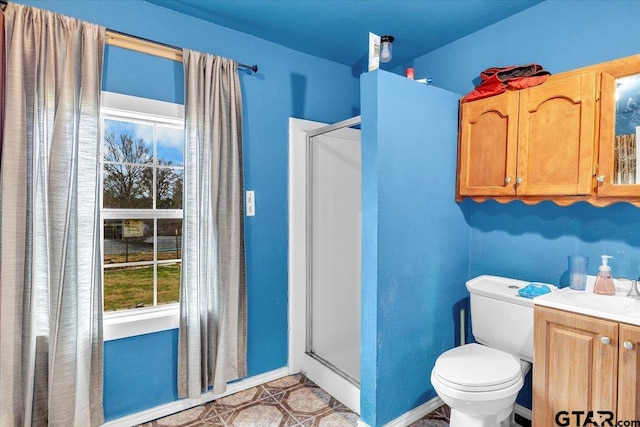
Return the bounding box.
[101,92,184,315]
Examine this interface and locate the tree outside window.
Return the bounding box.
[101,113,184,312]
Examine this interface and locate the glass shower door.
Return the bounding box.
[307,122,361,385]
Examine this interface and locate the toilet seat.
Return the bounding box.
[433,343,522,392]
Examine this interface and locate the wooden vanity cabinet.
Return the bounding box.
[533,306,640,426]
[457,72,597,201]
[533,306,617,426]
[618,323,640,421]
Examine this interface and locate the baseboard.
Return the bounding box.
[101,367,290,427]
[357,399,528,427]
[356,396,444,427]
[383,396,444,427]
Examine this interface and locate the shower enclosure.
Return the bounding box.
[288,116,361,413]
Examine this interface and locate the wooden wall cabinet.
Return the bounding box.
[457,54,640,206]
[533,306,640,426]
[457,72,596,200]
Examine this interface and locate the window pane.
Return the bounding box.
[157,219,182,261]
[103,119,153,164]
[103,164,153,209]
[104,219,154,264]
[156,168,183,209]
[157,125,184,166]
[104,265,154,311]
[157,263,181,305]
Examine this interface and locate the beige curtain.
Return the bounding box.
[615,134,637,184]
[0,8,4,163]
[178,49,247,398]
[0,4,105,426]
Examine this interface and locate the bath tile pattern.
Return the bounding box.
[139,374,450,427]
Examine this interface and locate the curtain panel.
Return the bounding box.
[0,4,105,426]
[179,49,247,399]
[0,9,4,163]
[615,133,637,184]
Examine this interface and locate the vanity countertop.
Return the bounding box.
[534,275,640,326]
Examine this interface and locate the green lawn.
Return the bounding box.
[104,263,181,311]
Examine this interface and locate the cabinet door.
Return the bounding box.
[597,66,640,198]
[517,73,596,196]
[533,307,618,427]
[618,323,640,421]
[457,90,519,197]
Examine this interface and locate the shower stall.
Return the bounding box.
[288,116,361,413]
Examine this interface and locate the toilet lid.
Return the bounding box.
[433,343,522,392]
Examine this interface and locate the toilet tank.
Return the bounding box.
[466,275,549,362]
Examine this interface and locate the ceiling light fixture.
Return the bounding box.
[380,35,394,63]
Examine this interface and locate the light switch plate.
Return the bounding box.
[246,190,255,216]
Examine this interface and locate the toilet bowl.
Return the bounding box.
[430,275,551,427]
[431,343,527,427]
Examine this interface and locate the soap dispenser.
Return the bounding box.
[593,255,616,296]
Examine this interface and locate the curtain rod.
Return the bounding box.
[0,1,258,73]
[106,30,258,73]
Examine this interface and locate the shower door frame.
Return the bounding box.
[288,117,361,414]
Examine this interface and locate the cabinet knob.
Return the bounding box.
[504,177,512,184]
[516,177,524,184]
[601,336,611,345]
[624,341,634,350]
[597,175,606,183]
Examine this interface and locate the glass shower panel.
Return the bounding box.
[308,127,361,384]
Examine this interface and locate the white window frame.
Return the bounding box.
[100,91,184,341]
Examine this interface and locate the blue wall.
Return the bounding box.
[15,0,640,423]
[412,0,640,293]
[16,0,360,420]
[411,0,640,411]
[411,0,640,97]
[468,200,640,283]
[104,330,179,419]
[360,71,470,427]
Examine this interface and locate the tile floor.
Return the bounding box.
[138,374,450,427]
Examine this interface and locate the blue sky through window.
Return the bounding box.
[157,126,184,166]
[104,119,184,166]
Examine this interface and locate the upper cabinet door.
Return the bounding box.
[517,72,596,196]
[457,90,519,197]
[597,62,640,198]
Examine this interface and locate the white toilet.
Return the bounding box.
[431,275,545,427]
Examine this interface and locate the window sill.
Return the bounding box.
[104,304,179,341]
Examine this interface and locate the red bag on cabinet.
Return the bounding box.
[462,64,551,102]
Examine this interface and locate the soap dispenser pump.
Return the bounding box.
[593,255,616,296]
